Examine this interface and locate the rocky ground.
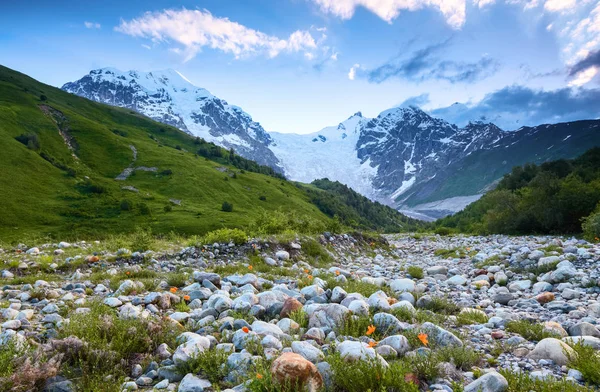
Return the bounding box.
[1,233,600,392]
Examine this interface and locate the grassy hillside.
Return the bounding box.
[0,65,420,242]
[0,66,330,242]
[435,148,600,237]
[299,179,424,232]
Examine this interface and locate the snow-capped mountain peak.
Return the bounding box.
[62,67,282,170]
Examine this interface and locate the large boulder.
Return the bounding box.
[270,352,323,392]
[527,338,575,366]
[464,371,508,392]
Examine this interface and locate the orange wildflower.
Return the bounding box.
[248,265,253,270]
[125,271,131,275]
[335,270,340,276]
[170,287,178,293]
[242,326,249,333]
[304,269,309,274]
[418,333,428,346]
[367,341,378,348]
[307,275,313,280]
[366,324,376,336]
[256,373,263,379]
[183,295,191,301]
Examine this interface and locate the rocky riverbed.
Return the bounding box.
[1,233,600,391]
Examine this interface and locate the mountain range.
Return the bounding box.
[63,68,600,220]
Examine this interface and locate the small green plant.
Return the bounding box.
[221,201,234,212]
[407,266,424,279]
[203,228,247,245]
[176,348,230,384]
[505,320,560,342]
[422,296,462,315]
[301,238,332,267]
[288,309,308,329]
[244,336,265,356]
[327,354,419,392]
[456,309,488,325]
[567,341,600,386]
[166,272,187,288]
[435,345,481,371]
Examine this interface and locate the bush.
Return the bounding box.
[221,201,234,212]
[567,341,600,385]
[422,296,462,315]
[407,266,424,279]
[259,195,267,201]
[15,133,40,150]
[160,169,173,176]
[505,320,560,342]
[434,227,452,236]
[40,94,47,101]
[176,348,230,384]
[327,354,419,392]
[164,205,172,213]
[138,203,152,216]
[203,228,247,245]
[582,207,600,241]
[120,200,132,211]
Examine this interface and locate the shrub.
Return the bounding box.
[166,272,187,288]
[259,195,267,201]
[203,228,247,245]
[288,309,308,329]
[567,341,600,386]
[40,94,47,101]
[505,320,560,342]
[435,345,481,371]
[129,226,155,251]
[407,266,424,279]
[422,296,462,315]
[176,348,230,384]
[327,354,419,392]
[302,238,332,267]
[456,309,489,325]
[164,205,173,213]
[120,200,132,211]
[434,227,452,236]
[15,133,40,150]
[221,201,234,212]
[582,208,600,242]
[138,203,152,216]
[160,169,173,176]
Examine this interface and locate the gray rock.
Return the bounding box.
[178,374,211,392]
[464,372,508,392]
[568,322,600,337]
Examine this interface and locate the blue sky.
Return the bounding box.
[1,0,599,133]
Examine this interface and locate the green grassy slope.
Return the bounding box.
[0,65,335,241]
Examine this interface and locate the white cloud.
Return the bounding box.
[544,0,577,12]
[330,52,339,60]
[310,0,467,29]
[84,21,101,29]
[569,65,598,85]
[348,64,360,80]
[141,44,152,50]
[115,8,318,61]
[473,0,496,8]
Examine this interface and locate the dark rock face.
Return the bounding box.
[355,106,504,203]
[62,68,282,171]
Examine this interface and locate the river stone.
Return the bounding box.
[527,338,575,366]
[464,371,508,392]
